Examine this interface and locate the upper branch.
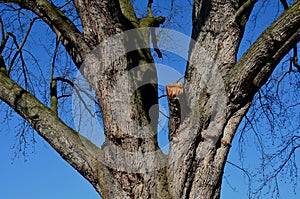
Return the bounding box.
[3,0,90,67]
[234,0,258,27]
[229,0,300,104]
[235,0,258,18]
[119,0,139,28]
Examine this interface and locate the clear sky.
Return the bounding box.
[0,127,100,199]
[0,0,299,199]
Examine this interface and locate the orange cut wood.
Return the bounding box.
[166,82,183,97]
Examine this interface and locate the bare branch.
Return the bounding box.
[3,0,90,67]
[0,16,5,41]
[57,0,72,9]
[235,0,258,20]
[53,76,98,117]
[147,0,153,17]
[229,0,300,104]
[279,0,299,73]
[50,38,59,115]
[255,145,300,195]
[279,0,289,10]
[292,46,300,72]
[7,17,37,74]
[119,0,139,27]
[226,161,252,198]
[0,70,106,194]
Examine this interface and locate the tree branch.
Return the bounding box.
[50,38,59,115]
[0,69,106,195]
[147,0,154,17]
[229,0,300,104]
[3,0,90,67]
[279,0,289,9]
[235,0,258,19]
[119,0,139,28]
[292,45,300,72]
[279,0,300,72]
[7,18,37,74]
[234,0,258,27]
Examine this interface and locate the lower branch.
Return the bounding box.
[0,70,107,196]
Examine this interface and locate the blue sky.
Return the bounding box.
[1,0,299,198]
[0,128,99,199]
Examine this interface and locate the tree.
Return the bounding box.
[0,0,299,198]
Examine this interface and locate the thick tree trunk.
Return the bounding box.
[168,0,253,197]
[0,0,299,198]
[168,1,299,198]
[72,1,169,198]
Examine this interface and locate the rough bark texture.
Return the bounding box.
[0,0,299,198]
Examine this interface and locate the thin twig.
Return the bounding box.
[51,37,60,81]
[0,16,5,41]
[58,0,72,9]
[7,18,37,74]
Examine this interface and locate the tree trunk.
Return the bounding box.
[0,0,299,198]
